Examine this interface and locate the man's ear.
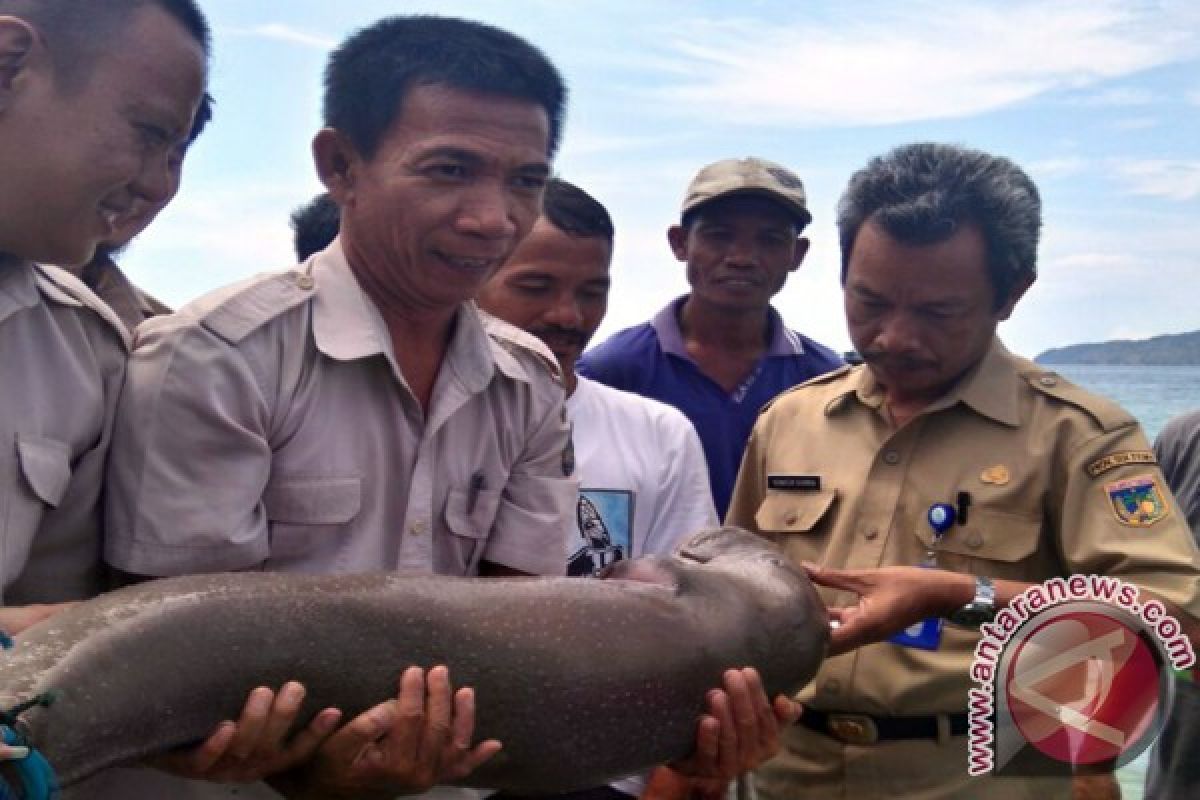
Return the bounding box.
[667,224,688,263]
[790,237,811,272]
[312,127,361,206]
[0,17,37,110]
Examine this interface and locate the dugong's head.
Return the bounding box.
[604,526,828,696]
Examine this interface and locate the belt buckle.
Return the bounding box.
[826,713,879,745]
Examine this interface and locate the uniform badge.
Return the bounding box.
[1086,450,1157,478]
[980,465,1010,486]
[1105,474,1169,527]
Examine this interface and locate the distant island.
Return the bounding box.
[1036,330,1200,365]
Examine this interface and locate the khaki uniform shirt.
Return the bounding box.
[0,258,127,605]
[727,338,1200,715]
[80,252,172,335]
[105,239,575,579]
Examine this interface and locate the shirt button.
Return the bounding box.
[295,274,315,290]
[864,529,879,541]
[410,520,427,535]
[824,679,841,693]
[883,450,901,465]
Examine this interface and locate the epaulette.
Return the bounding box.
[479,310,563,384]
[1023,369,1135,433]
[199,270,316,345]
[33,263,130,349]
[758,364,857,414]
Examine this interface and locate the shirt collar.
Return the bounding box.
[944,337,1022,427]
[650,294,803,358]
[310,237,496,391]
[825,336,1020,427]
[0,257,40,325]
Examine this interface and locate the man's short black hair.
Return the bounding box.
[542,178,613,246]
[323,15,566,161]
[0,0,210,88]
[291,193,341,261]
[837,142,1042,309]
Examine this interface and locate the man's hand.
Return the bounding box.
[271,665,500,800]
[150,682,342,783]
[805,563,974,655]
[0,603,75,636]
[643,667,802,800]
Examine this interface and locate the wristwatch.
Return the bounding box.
[946,575,996,628]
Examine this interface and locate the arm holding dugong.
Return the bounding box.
[642,668,801,800]
[268,665,499,799]
[149,681,343,783]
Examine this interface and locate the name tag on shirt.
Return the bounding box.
[767,475,821,491]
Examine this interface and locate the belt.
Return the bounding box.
[800,709,970,745]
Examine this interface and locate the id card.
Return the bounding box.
[888,616,943,651]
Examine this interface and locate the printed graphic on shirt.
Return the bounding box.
[569,489,633,577]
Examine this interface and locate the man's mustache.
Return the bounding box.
[861,350,937,371]
[532,325,588,347]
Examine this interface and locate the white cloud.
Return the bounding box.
[1112,160,1200,201]
[643,1,1198,127]
[1109,117,1160,131]
[1027,157,1089,179]
[1067,87,1157,106]
[225,23,336,51]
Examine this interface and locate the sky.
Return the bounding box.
[121,0,1200,359]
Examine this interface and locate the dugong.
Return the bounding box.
[0,527,827,795]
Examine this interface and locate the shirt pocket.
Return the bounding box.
[912,508,1041,579]
[5,435,73,585]
[753,489,838,564]
[442,487,502,574]
[263,477,362,561]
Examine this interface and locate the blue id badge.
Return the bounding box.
[887,503,954,651]
[888,614,943,650]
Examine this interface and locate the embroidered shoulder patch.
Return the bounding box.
[1086,450,1157,478]
[1105,474,1169,527]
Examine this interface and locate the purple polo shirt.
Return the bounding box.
[577,296,842,519]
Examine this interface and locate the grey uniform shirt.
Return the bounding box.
[105,238,575,579]
[0,258,127,606]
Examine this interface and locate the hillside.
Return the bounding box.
[1036,330,1200,365]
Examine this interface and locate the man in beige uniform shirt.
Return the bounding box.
[106,15,579,799]
[0,0,204,631]
[727,142,1200,800]
[0,0,341,791]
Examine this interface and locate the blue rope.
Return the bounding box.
[1,711,58,799]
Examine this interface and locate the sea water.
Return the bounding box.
[1054,365,1200,441]
[1048,365,1200,799]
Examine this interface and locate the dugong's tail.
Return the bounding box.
[0,696,58,800]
